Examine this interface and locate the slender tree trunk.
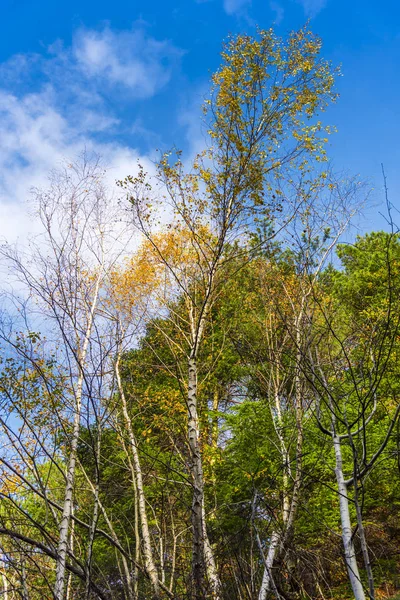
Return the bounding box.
[187,344,221,597]
[159,536,165,587]
[258,388,287,600]
[65,509,75,600]
[188,354,206,600]
[258,530,280,600]
[259,312,305,600]
[211,388,219,513]
[133,458,141,600]
[54,260,104,600]
[332,435,366,600]
[348,434,375,600]
[354,484,375,599]
[84,433,101,600]
[21,561,28,600]
[169,512,177,594]
[202,388,222,599]
[115,355,161,599]
[1,569,8,600]
[54,373,83,600]
[283,340,304,544]
[80,457,136,599]
[202,501,220,599]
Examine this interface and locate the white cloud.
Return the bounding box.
[0,90,74,243]
[0,93,152,245]
[297,0,327,17]
[0,24,182,245]
[270,1,284,24]
[178,84,210,163]
[73,26,181,97]
[223,0,251,15]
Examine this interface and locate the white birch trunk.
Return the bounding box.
[1,569,8,600]
[188,354,206,599]
[202,501,221,599]
[258,530,280,600]
[65,509,75,600]
[333,435,366,600]
[116,432,140,599]
[115,355,161,599]
[258,386,290,600]
[84,434,101,600]
[354,491,375,599]
[54,264,103,600]
[133,452,141,600]
[259,311,305,600]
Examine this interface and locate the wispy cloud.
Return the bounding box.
[223,0,251,16]
[178,84,209,160]
[0,88,153,243]
[73,26,182,97]
[296,0,327,18]
[270,1,284,24]
[0,23,181,243]
[0,24,181,104]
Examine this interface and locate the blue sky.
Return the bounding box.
[0,0,399,239]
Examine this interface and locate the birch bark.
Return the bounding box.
[115,354,161,599]
[1,570,8,600]
[54,260,104,600]
[258,311,304,600]
[188,354,206,599]
[332,434,366,600]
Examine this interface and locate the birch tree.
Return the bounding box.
[305,230,400,600]
[105,253,167,599]
[0,156,133,599]
[119,26,338,599]
[225,171,362,598]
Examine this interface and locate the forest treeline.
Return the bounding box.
[0,25,399,600]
